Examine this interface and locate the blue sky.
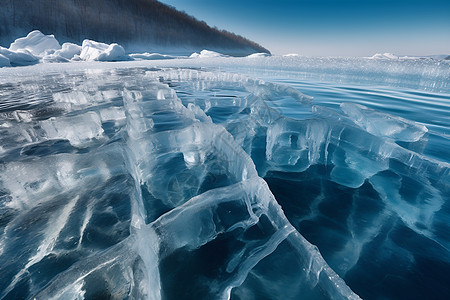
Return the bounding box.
[161,0,450,56]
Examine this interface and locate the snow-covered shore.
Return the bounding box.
[0,30,276,68]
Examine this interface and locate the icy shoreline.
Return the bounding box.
[2,30,448,69]
[0,30,269,68]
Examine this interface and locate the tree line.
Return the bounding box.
[0,0,269,55]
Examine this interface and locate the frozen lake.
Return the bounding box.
[0,57,449,299]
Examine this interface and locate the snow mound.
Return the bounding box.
[246,52,271,58]
[9,30,61,56]
[130,52,177,60]
[79,40,129,61]
[44,43,82,62]
[283,53,300,57]
[368,53,399,60]
[190,49,228,58]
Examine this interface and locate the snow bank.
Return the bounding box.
[9,30,61,56]
[190,49,228,58]
[79,40,129,61]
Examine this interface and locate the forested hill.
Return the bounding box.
[0,0,270,55]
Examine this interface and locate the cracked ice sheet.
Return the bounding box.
[0,63,449,299]
[0,66,361,299]
[155,68,450,300]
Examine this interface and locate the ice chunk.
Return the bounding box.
[99,107,126,122]
[52,91,92,106]
[56,43,82,59]
[341,102,428,142]
[41,112,105,147]
[0,46,38,66]
[266,118,329,172]
[79,40,128,61]
[9,30,61,57]
[330,145,389,188]
[43,42,82,62]
[190,49,228,58]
